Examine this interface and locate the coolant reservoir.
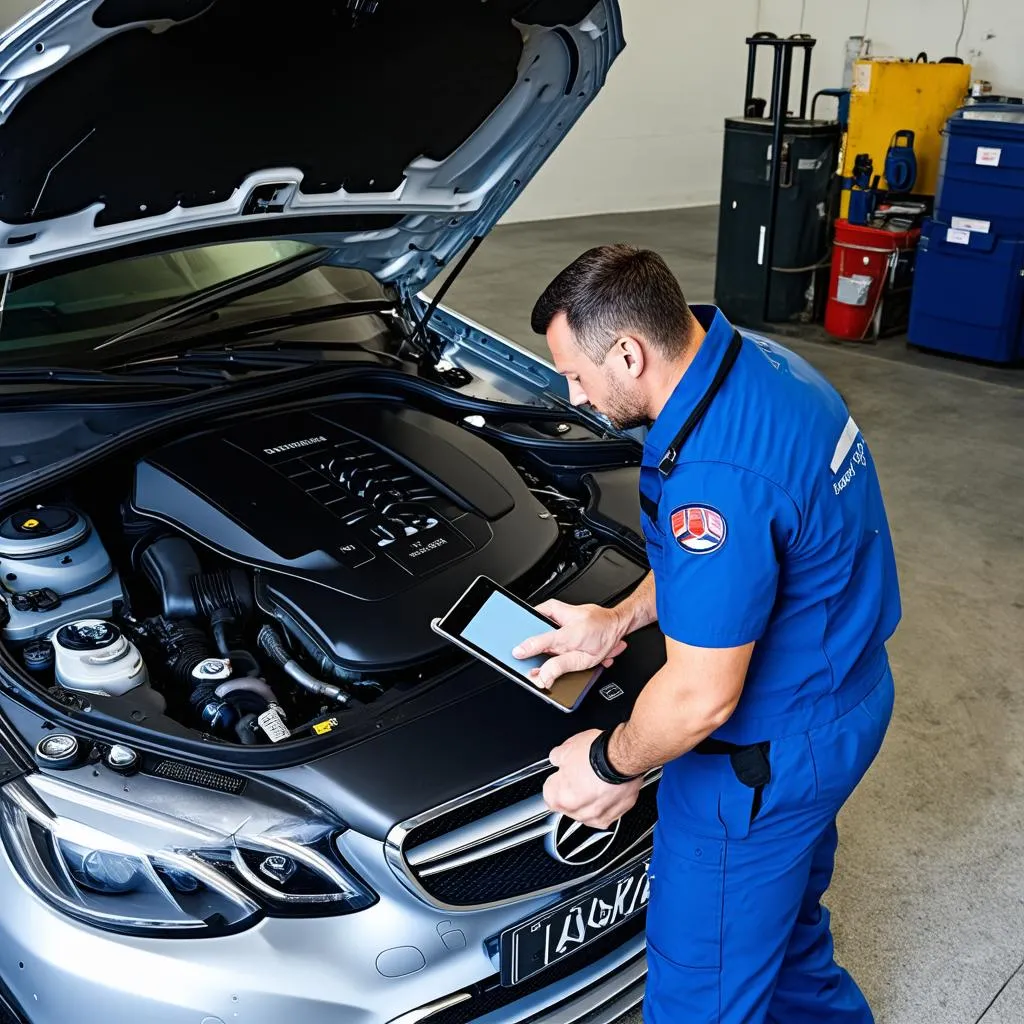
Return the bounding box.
[52,620,150,698]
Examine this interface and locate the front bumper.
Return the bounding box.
[395,945,646,1024]
[0,829,646,1024]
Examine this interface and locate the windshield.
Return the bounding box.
[0,240,386,364]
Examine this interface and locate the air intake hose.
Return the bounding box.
[140,536,252,622]
[140,534,260,675]
[153,618,274,741]
[160,620,215,690]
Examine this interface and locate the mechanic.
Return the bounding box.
[513,245,900,1023]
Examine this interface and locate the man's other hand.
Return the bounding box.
[512,600,627,689]
[543,730,643,830]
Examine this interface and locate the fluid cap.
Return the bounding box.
[192,658,233,682]
[35,733,81,769]
[52,620,148,697]
[0,505,88,558]
[0,505,78,540]
[23,639,55,673]
[55,620,120,653]
[105,744,140,775]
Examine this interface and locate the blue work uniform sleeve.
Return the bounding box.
[653,463,798,648]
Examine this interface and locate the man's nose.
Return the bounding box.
[568,383,588,406]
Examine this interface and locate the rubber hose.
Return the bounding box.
[210,611,261,677]
[192,568,252,620]
[257,625,350,706]
[215,678,278,704]
[164,621,215,689]
[282,661,349,705]
[887,154,915,193]
[257,624,292,667]
[235,713,263,745]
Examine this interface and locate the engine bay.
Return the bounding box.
[133,402,562,674]
[0,383,645,749]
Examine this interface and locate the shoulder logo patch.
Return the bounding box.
[670,505,727,554]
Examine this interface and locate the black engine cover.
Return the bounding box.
[132,400,560,673]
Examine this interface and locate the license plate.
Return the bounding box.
[500,857,651,986]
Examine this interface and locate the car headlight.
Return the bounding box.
[0,774,376,937]
[196,822,376,918]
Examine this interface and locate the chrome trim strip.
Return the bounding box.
[407,793,550,869]
[398,759,553,837]
[417,819,555,878]
[523,955,647,1024]
[385,761,661,912]
[386,935,648,1024]
[386,992,473,1024]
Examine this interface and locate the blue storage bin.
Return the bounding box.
[908,219,1024,364]
[936,105,1024,236]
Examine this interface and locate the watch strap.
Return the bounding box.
[589,729,640,785]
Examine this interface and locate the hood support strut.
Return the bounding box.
[408,235,486,369]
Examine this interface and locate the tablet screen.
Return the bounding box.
[435,576,602,711]
[460,589,552,679]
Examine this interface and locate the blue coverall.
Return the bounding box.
[638,306,900,1023]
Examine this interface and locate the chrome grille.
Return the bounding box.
[387,762,659,910]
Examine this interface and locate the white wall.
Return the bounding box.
[755,0,1024,110]
[502,0,760,223]
[503,0,1024,224]
[0,0,36,32]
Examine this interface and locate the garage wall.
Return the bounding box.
[0,0,35,31]
[755,0,1024,104]
[503,0,1023,224]
[502,0,760,223]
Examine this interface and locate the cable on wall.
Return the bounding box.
[954,0,971,57]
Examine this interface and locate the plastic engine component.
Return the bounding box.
[22,638,55,674]
[131,402,561,674]
[1,505,106,593]
[52,620,154,700]
[144,618,270,741]
[0,506,125,644]
[140,535,252,621]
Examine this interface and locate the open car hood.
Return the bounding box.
[0,0,622,296]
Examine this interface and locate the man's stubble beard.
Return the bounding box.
[601,374,649,432]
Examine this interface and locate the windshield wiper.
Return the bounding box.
[0,364,231,388]
[0,293,403,394]
[91,247,332,354]
[107,297,399,365]
[125,341,406,373]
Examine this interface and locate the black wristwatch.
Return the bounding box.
[589,728,642,785]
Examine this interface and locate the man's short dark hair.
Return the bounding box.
[530,244,695,363]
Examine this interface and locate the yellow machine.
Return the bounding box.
[840,57,971,216]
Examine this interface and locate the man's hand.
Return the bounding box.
[543,729,643,830]
[512,600,628,689]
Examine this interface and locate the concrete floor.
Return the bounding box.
[436,207,1024,1024]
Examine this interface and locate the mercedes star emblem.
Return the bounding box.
[546,814,621,866]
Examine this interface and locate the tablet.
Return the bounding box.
[431,575,602,713]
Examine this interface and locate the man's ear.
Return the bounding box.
[615,335,646,379]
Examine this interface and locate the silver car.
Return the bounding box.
[0,2,660,1021]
